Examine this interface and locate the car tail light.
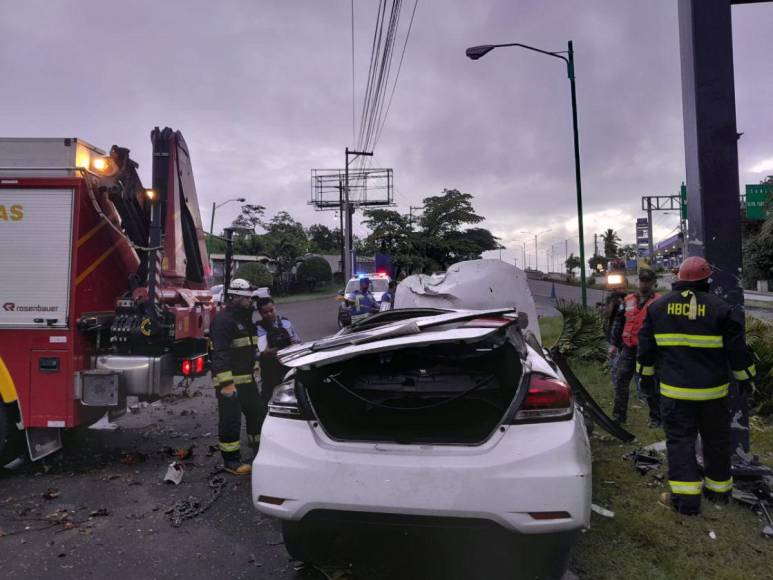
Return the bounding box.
[514,373,573,421]
[268,380,305,419]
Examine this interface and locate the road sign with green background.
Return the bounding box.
[745,183,771,220]
[680,183,687,220]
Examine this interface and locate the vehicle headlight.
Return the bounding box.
[607,274,624,285]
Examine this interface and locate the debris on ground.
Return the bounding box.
[163,462,184,485]
[642,440,667,453]
[119,452,147,466]
[42,488,60,500]
[591,503,615,518]
[708,530,717,540]
[623,448,664,475]
[89,508,109,518]
[166,474,227,527]
[175,446,195,461]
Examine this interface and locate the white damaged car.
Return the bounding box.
[252,306,592,578]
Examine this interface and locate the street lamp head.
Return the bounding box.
[236,198,246,202]
[466,45,495,60]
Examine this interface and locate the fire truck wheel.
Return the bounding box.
[0,403,22,466]
[0,404,10,461]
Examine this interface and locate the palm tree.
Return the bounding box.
[601,229,621,259]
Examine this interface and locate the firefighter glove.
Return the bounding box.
[220,384,238,398]
[639,375,656,396]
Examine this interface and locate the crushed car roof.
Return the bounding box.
[279,308,518,369]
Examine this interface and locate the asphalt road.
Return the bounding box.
[0,298,341,580]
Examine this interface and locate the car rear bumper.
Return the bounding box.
[252,413,591,534]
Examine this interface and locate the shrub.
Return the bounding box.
[234,262,273,288]
[745,316,773,415]
[296,256,333,292]
[554,300,608,362]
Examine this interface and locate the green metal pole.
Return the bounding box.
[567,41,587,308]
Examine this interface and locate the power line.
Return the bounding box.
[373,0,419,149]
[351,0,356,146]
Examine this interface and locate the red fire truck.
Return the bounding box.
[0,129,216,463]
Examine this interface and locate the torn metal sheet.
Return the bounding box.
[395,259,541,342]
[550,347,635,442]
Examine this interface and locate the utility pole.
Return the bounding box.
[646,198,654,263]
[594,233,598,256]
[344,147,373,281]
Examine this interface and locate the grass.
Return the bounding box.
[538,316,773,580]
[273,283,339,304]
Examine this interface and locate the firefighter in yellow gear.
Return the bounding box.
[210,279,261,475]
[636,257,755,514]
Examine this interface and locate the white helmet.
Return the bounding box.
[228,278,254,297]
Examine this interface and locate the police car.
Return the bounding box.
[336,273,391,328]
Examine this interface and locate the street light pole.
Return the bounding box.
[467,40,587,306]
[521,229,551,272]
[210,197,247,235]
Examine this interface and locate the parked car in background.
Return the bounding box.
[336,272,391,328]
[252,307,591,579]
[210,284,270,305]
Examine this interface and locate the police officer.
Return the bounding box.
[608,268,662,427]
[637,257,756,515]
[210,279,261,475]
[256,297,301,414]
[351,277,380,316]
[381,280,397,310]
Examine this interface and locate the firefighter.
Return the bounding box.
[608,268,662,427]
[637,257,756,515]
[210,278,262,475]
[256,296,301,403]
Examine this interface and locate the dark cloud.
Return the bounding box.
[0,0,770,262]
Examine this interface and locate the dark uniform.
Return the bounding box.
[257,316,297,393]
[609,291,661,424]
[637,282,756,514]
[210,304,261,462]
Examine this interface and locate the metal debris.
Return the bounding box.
[166,475,227,527]
[591,503,615,518]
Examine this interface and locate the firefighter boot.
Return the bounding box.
[223,459,252,476]
[247,433,261,459]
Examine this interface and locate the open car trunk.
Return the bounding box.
[299,337,524,445]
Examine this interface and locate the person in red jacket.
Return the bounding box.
[608,268,662,426]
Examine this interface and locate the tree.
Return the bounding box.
[361,209,412,254]
[601,229,621,258]
[232,204,265,232]
[235,262,273,288]
[419,189,484,238]
[262,211,308,275]
[588,254,609,273]
[565,253,582,278]
[307,224,340,254]
[418,189,490,269]
[296,256,333,291]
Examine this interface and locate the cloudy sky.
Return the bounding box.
[1,0,771,269]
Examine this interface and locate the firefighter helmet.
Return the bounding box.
[677,256,712,282]
[228,278,255,297]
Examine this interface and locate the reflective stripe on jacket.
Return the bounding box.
[637,285,755,401]
[209,305,258,388]
[621,292,661,348]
